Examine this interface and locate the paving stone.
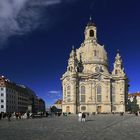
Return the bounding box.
[0,114,140,140]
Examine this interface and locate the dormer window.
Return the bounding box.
[89,30,94,37]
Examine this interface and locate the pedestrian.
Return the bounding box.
[78,112,82,122]
[82,112,86,122]
[18,112,21,119]
[0,112,2,120]
[27,111,30,119]
[7,113,12,121]
[16,112,18,119]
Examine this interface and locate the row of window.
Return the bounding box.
[18,97,28,101]
[7,94,15,98]
[64,85,116,103]
[7,106,16,109]
[7,100,16,104]
[6,88,15,94]
[18,102,27,106]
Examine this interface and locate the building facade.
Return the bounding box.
[0,76,45,113]
[61,19,128,114]
[128,93,140,108]
[37,98,46,113]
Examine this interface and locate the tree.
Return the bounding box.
[50,106,58,113]
[131,96,139,113]
[127,99,132,112]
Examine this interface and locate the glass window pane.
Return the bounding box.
[112,95,115,102]
[81,95,85,102]
[81,86,85,94]
[112,85,115,94]
[97,95,101,102]
[97,85,101,95]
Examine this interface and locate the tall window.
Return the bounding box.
[63,87,66,101]
[81,86,86,102]
[67,86,71,102]
[97,85,101,102]
[112,85,115,102]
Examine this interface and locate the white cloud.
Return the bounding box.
[48,90,61,94]
[30,0,61,6]
[0,0,78,48]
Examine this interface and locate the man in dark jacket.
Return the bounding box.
[82,112,86,122]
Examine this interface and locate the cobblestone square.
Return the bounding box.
[0,114,140,140]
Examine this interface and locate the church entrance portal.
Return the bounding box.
[66,106,70,113]
[97,106,102,113]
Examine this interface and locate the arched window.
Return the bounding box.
[97,85,101,102]
[81,86,85,94]
[67,86,71,102]
[89,30,94,37]
[66,106,70,113]
[81,86,86,102]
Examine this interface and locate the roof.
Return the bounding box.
[87,20,96,27]
[87,16,96,27]
[54,99,62,104]
[128,93,140,97]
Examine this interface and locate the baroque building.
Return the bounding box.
[0,75,45,113]
[61,19,128,114]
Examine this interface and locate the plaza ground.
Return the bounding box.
[0,114,140,140]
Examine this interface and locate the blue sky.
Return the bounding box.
[0,0,140,106]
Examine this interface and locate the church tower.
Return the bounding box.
[111,52,128,112]
[61,18,128,114]
[84,17,97,41]
[67,46,78,73]
[112,52,125,77]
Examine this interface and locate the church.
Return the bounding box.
[61,19,128,114]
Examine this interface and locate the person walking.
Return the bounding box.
[0,112,2,120]
[82,112,86,122]
[7,113,12,121]
[78,112,82,122]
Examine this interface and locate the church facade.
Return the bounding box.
[61,20,128,114]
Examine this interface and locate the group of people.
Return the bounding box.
[0,112,33,121]
[0,112,12,121]
[78,112,86,122]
